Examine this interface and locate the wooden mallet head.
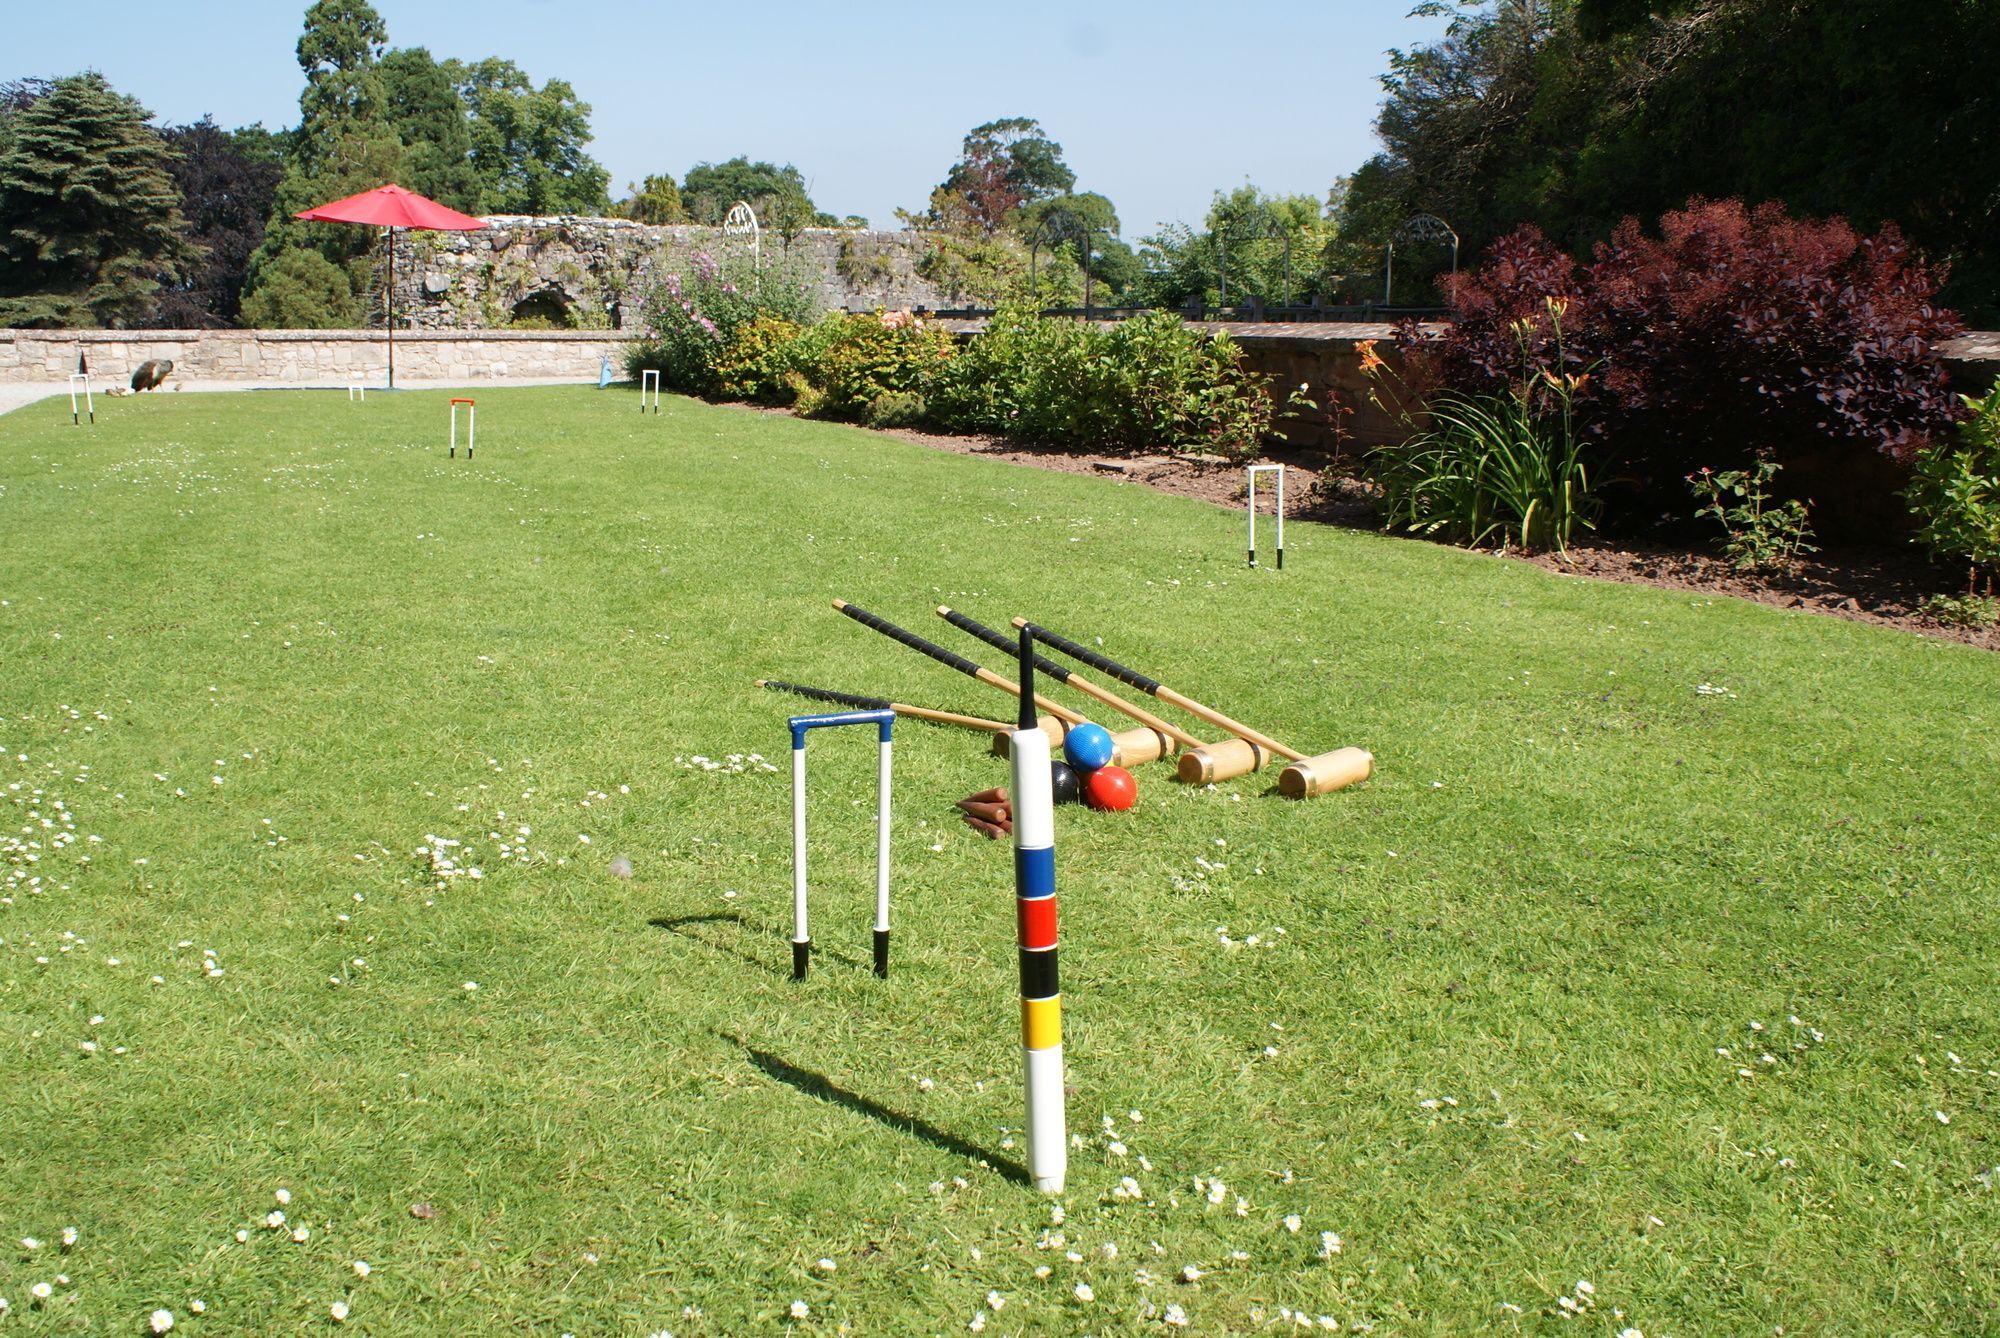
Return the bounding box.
[1278,747,1374,798]
[990,716,1072,757]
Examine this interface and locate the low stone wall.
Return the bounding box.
[1191,322,1415,452]
[0,328,638,386]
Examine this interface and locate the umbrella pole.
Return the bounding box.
[387,226,397,391]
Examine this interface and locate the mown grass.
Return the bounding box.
[1,385,1996,1336]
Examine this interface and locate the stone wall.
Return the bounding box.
[1191,322,1418,452]
[391,218,944,330]
[0,328,636,386]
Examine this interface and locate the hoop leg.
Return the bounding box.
[874,736,892,977]
[791,742,810,980]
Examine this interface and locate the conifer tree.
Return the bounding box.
[0,73,194,327]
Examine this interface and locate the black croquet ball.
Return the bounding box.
[1050,760,1083,805]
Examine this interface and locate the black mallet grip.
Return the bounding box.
[834,600,986,680]
[939,607,1075,683]
[1019,621,1162,695]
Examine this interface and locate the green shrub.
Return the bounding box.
[864,390,928,428]
[794,312,956,421]
[1687,457,1818,572]
[929,303,1116,442]
[927,304,1277,455]
[240,248,365,329]
[624,250,819,394]
[1113,313,1274,455]
[713,316,804,404]
[1918,592,2000,627]
[1905,392,2000,598]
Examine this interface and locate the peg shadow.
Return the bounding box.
[732,1038,1030,1187]
[648,912,867,976]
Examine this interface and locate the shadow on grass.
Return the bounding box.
[734,1039,1031,1188]
[648,912,868,977]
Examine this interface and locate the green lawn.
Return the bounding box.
[2,386,1996,1335]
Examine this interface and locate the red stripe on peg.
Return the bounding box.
[1017,896,1058,951]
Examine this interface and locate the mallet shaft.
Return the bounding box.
[936,608,1206,750]
[756,679,1009,734]
[1018,618,1306,762]
[833,601,1089,727]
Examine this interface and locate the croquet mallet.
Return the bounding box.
[1017,619,1373,797]
[935,607,1203,767]
[832,601,1078,750]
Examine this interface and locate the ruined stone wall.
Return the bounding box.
[390,218,945,330]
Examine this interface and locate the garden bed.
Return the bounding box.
[848,411,2000,651]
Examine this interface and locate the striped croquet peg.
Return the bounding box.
[788,708,895,981]
[1009,626,1066,1194]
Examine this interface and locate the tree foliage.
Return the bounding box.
[933,118,1076,234]
[148,119,283,327]
[0,73,194,328]
[1400,199,1964,522]
[1019,193,1137,305]
[244,0,402,326]
[1139,185,1335,309]
[619,173,686,225]
[378,47,481,212]
[237,245,365,328]
[1342,0,2000,319]
[446,58,609,215]
[292,0,391,174]
[680,157,825,227]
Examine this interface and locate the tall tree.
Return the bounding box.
[1139,185,1334,309]
[934,118,1076,234]
[245,0,402,327]
[618,173,686,224]
[148,118,284,327]
[447,58,608,215]
[0,73,195,328]
[378,47,481,212]
[679,157,820,226]
[1342,0,2000,318]
[291,0,392,175]
[0,79,57,162]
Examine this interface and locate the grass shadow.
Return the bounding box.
[649,912,868,977]
[735,1039,1030,1188]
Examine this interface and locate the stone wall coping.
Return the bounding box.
[1941,333,2000,362]
[0,328,638,345]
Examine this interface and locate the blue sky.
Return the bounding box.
[6,1,1451,238]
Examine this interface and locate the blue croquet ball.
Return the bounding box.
[1050,760,1082,805]
[1064,722,1116,772]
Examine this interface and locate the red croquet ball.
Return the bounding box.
[1082,764,1138,812]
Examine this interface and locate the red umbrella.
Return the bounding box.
[295,184,489,389]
